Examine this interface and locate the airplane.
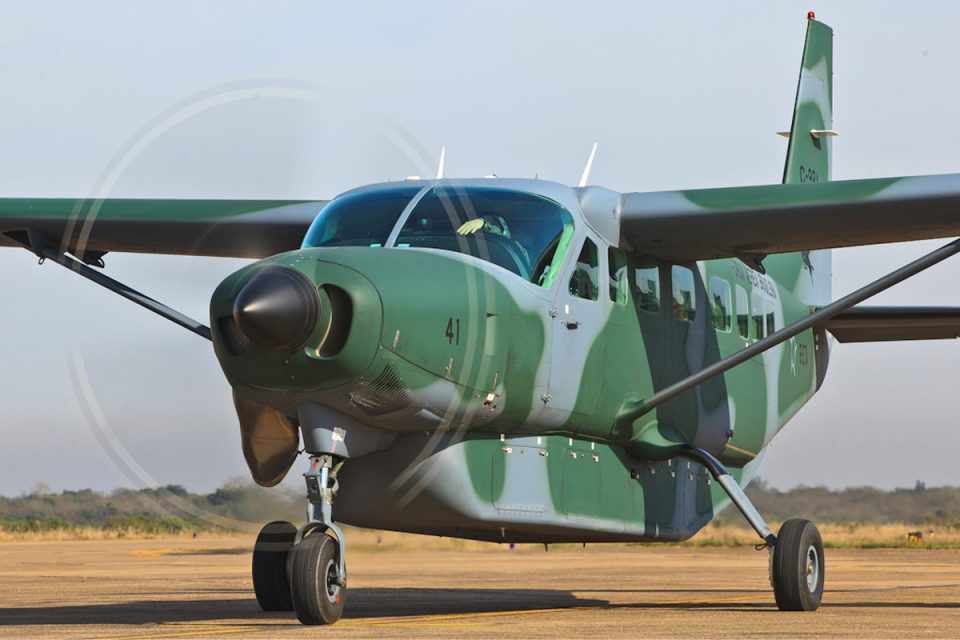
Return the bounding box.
[3,12,960,625]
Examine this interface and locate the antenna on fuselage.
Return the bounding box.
[577,142,599,187]
[436,145,446,179]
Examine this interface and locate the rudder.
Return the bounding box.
[782,15,834,185]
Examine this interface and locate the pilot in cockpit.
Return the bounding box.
[455,215,511,238]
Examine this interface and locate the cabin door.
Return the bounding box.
[547,234,607,421]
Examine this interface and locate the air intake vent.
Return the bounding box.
[315,284,352,358]
[348,364,411,416]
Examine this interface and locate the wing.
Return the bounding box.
[619,174,960,262]
[821,306,960,343]
[0,197,327,259]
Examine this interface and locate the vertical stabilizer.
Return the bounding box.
[781,15,834,354]
[782,15,834,185]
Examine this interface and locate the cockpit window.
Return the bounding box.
[395,186,574,286]
[301,186,421,249]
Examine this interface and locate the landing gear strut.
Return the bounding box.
[684,447,825,611]
[250,454,347,625]
[290,454,347,625]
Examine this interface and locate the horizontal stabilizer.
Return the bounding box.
[821,306,960,343]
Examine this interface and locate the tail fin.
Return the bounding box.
[782,15,834,185]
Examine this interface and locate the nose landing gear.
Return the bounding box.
[251,454,347,625]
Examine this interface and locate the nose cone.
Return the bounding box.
[233,266,319,351]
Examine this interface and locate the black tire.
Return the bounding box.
[252,521,296,612]
[290,532,345,625]
[772,518,825,611]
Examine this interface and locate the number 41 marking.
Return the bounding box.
[445,317,461,345]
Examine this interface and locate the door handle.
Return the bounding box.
[564,320,580,330]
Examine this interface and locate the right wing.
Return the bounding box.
[0,197,327,260]
[618,174,960,263]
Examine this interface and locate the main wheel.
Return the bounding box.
[772,518,825,611]
[252,521,296,611]
[290,532,345,625]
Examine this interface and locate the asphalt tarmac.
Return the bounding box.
[1,535,959,638]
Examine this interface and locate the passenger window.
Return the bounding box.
[709,277,732,333]
[608,248,628,304]
[766,312,776,336]
[735,285,749,338]
[633,266,660,313]
[671,266,696,322]
[569,238,599,300]
[751,290,766,339]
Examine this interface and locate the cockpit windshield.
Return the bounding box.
[301,184,575,287]
[301,186,420,249]
[395,186,574,286]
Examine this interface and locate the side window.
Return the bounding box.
[569,238,599,300]
[608,248,628,304]
[751,290,766,339]
[633,266,660,313]
[766,311,776,336]
[736,285,749,338]
[709,277,732,333]
[671,266,696,322]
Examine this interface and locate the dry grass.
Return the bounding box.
[0,527,219,543]
[3,521,960,549]
[690,521,960,549]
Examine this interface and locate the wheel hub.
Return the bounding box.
[806,545,820,593]
[324,557,341,603]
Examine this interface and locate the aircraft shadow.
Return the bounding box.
[0,588,603,626]
[2,587,957,626]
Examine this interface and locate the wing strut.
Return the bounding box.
[4,230,211,340]
[621,236,960,423]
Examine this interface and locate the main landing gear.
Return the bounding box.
[251,454,347,625]
[684,447,825,611]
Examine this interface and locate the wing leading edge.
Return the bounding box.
[0,197,327,260]
[619,174,960,263]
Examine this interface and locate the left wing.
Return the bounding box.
[619,174,960,262]
[821,306,960,343]
[0,197,327,259]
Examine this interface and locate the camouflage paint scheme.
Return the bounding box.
[1,18,956,545]
[206,19,835,543]
[11,18,948,545]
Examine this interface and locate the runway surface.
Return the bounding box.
[1,535,959,638]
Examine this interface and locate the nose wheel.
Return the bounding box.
[290,532,345,624]
[251,455,348,625]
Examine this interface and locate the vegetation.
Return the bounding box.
[0,481,302,538]
[719,479,960,525]
[4,479,960,547]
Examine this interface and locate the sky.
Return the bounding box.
[2,1,960,495]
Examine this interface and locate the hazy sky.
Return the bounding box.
[2,1,960,495]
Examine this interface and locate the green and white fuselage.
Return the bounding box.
[210,174,827,543]
[206,18,840,543]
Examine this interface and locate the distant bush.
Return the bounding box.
[8,479,959,536]
[716,482,960,525]
[103,514,191,534]
[0,516,72,533]
[0,482,302,533]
